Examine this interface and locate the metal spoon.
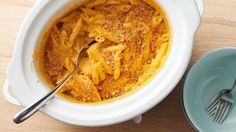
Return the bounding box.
[13,40,96,124]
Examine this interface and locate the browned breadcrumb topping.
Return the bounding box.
[41,0,170,103]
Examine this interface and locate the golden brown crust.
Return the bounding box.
[38,0,171,103]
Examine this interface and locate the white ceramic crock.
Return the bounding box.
[4,0,203,126]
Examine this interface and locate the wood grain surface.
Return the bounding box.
[1,0,236,131]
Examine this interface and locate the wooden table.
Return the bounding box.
[1,0,236,131]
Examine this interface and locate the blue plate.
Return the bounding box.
[182,48,236,132]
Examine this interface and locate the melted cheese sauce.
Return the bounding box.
[37,0,171,103]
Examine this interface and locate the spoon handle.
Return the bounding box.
[13,71,75,124]
[13,41,96,124]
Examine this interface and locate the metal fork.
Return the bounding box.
[205,79,236,124]
[205,89,228,116]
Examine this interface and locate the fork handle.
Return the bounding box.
[233,79,236,88]
[227,79,236,94]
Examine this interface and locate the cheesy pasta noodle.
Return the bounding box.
[38,0,171,103]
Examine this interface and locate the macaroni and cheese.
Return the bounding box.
[38,0,171,103]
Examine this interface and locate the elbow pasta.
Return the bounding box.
[38,0,171,103]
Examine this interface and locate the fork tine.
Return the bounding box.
[206,92,223,110]
[217,101,229,124]
[205,94,220,110]
[209,106,218,116]
[208,100,220,116]
[219,102,232,124]
[209,104,218,116]
[205,97,220,113]
[213,100,224,123]
[215,100,228,124]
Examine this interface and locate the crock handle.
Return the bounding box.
[3,80,21,106]
[195,0,204,16]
